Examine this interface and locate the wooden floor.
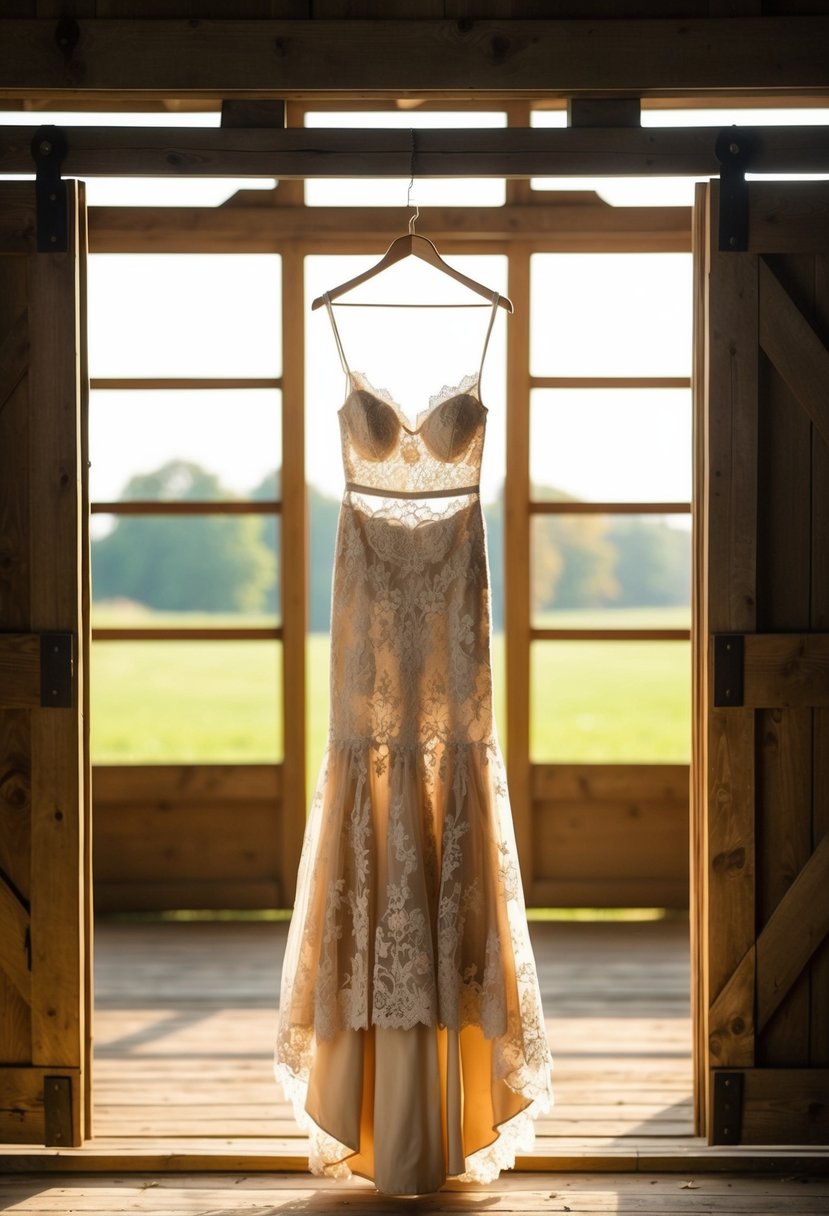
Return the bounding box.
[88,917,695,1153]
[4,1171,829,1214]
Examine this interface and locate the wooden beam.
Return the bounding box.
[756,832,829,1033]
[3,124,829,178]
[0,633,40,708]
[743,633,829,708]
[1,18,828,97]
[88,203,693,255]
[759,258,829,450]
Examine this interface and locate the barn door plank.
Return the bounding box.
[758,257,829,447]
[701,181,829,1143]
[810,250,829,1067]
[705,212,758,1075]
[0,182,89,1146]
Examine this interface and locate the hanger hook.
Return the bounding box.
[407,128,419,235]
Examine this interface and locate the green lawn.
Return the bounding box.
[90,608,690,767]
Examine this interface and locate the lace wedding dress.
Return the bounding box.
[275,294,553,1196]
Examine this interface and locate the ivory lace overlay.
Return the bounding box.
[275,360,553,1187]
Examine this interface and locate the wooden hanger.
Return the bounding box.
[311,213,514,313]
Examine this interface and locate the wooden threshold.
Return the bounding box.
[2,1142,828,1175]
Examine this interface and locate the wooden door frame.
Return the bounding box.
[7,117,825,1157]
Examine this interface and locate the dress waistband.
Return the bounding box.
[345,481,480,501]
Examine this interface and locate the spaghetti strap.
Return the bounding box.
[477,293,499,387]
[323,292,351,378]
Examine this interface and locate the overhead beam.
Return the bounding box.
[0,18,828,98]
[87,203,693,254]
[3,125,829,179]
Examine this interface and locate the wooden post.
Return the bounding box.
[505,246,532,893]
[279,249,307,906]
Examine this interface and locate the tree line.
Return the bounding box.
[92,460,690,629]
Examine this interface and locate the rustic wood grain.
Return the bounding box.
[1,18,828,96]
[705,185,758,1056]
[0,634,40,708]
[758,257,829,451]
[25,184,87,1145]
[505,246,531,888]
[811,251,829,1068]
[89,203,693,256]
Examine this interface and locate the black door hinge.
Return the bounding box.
[40,632,74,709]
[31,126,69,253]
[716,128,754,253]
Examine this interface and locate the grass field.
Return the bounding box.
[90,606,690,768]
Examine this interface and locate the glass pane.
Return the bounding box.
[304,110,506,207]
[531,514,691,626]
[89,389,279,503]
[530,388,691,503]
[91,640,282,763]
[531,640,690,762]
[88,254,281,377]
[90,389,282,504]
[91,515,280,623]
[530,253,692,376]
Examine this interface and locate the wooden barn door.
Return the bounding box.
[695,180,829,1144]
[0,181,91,1145]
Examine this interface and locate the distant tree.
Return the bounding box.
[608,516,691,607]
[92,461,274,613]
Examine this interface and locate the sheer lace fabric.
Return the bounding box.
[276,303,553,1195]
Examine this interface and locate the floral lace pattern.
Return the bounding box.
[276,353,553,1190]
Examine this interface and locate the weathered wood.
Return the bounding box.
[279,248,306,908]
[26,190,85,1140]
[690,181,709,1135]
[92,626,282,641]
[92,762,281,803]
[94,880,282,913]
[89,202,693,255]
[755,832,829,1036]
[812,252,829,1068]
[532,628,690,641]
[705,184,758,1057]
[756,251,817,1070]
[0,1066,79,1146]
[532,763,689,803]
[736,634,829,708]
[759,257,829,450]
[749,184,829,255]
[94,802,283,883]
[0,634,40,708]
[737,1069,829,1145]
[90,500,281,515]
[90,377,281,389]
[0,881,31,1006]
[1,17,828,96]
[505,245,531,888]
[0,307,28,414]
[531,500,691,515]
[4,123,829,178]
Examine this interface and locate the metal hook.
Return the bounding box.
[407,129,419,234]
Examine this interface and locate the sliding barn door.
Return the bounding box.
[695,180,829,1144]
[0,182,91,1145]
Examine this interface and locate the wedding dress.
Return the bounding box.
[275,294,553,1195]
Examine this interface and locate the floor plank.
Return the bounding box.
[3,1171,829,1214]
[89,918,695,1148]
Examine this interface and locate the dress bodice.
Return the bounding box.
[339,370,486,499]
[324,292,499,503]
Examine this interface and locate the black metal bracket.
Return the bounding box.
[712,1070,744,1144]
[40,632,74,709]
[716,128,754,252]
[713,634,745,708]
[43,1075,74,1147]
[31,126,68,253]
